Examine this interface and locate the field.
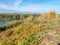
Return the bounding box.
[0,11,60,45]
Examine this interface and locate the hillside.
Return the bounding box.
[0,11,60,45]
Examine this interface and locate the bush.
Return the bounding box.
[33,40,40,45]
[0,26,6,31]
[22,42,30,45]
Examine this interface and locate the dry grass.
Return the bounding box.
[0,11,60,45]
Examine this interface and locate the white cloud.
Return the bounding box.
[13,0,23,7]
[0,0,60,13]
[0,0,23,10]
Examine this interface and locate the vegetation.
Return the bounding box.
[0,11,60,45]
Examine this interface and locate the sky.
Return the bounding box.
[0,0,60,13]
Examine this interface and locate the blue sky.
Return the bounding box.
[0,0,60,13]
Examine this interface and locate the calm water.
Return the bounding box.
[0,20,16,26]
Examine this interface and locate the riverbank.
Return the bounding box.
[0,20,23,31]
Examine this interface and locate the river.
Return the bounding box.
[0,20,16,26]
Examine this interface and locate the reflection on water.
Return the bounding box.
[0,20,16,26]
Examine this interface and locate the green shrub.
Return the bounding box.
[33,40,40,45]
[22,42,30,45]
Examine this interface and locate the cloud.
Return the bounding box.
[13,0,23,7]
[0,0,60,13]
[0,0,23,11]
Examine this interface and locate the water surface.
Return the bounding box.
[0,20,16,26]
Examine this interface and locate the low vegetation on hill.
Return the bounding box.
[0,11,60,45]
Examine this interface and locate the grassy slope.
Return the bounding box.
[0,11,60,45]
